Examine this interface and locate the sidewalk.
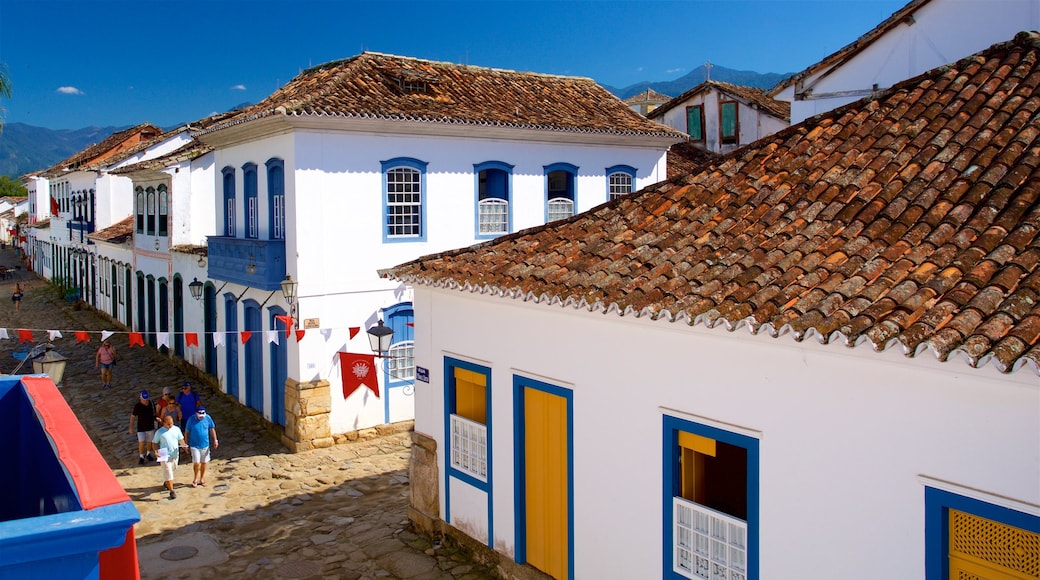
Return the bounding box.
[0,249,497,579]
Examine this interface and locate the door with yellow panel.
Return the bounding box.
[516,377,572,580]
[948,509,1040,579]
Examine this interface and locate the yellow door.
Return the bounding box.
[948,509,1040,579]
[524,387,569,579]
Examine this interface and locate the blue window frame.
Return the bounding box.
[381,157,428,242]
[544,162,578,222]
[606,165,636,201]
[222,167,236,237]
[474,161,513,238]
[384,303,415,384]
[266,158,285,240]
[443,357,491,491]
[925,486,1040,579]
[145,187,156,235]
[157,184,168,236]
[663,414,759,580]
[243,162,258,239]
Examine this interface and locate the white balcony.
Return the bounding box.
[449,414,487,482]
[673,496,747,580]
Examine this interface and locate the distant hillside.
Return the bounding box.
[0,123,126,179]
[603,64,791,100]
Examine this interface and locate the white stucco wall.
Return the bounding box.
[789,0,1040,123]
[410,287,1039,579]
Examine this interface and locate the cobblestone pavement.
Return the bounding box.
[0,250,497,580]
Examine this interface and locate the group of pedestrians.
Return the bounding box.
[128,381,219,500]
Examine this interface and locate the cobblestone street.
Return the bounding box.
[0,250,496,579]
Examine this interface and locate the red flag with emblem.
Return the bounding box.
[339,352,379,399]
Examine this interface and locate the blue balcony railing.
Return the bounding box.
[206,237,286,290]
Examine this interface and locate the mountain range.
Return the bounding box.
[0,64,788,180]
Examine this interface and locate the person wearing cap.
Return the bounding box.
[129,390,158,464]
[153,414,187,500]
[176,381,202,431]
[184,406,218,488]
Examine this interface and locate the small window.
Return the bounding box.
[146,187,156,235]
[720,101,739,145]
[222,167,236,237]
[244,163,258,239]
[157,185,168,236]
[606,165,636,201]
[448,362,489,483]
[388,341,415,380]
[135,187,145,233]
[686,105,705,142]
[267,158,285,240]
[475,161,512,236]
[545,163,578,222]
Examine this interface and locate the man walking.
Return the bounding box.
[129,391,157,464]
[176,381,201,431]
[184,406,218,488]
[153,415,186,499]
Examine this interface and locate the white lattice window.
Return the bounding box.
[450,414,487,481]
[547,197,574,222]
[388,341,414,380]
[673,497,747,580]
[609,172,633,200]
[386,167,422,237]
[478,198,508,233]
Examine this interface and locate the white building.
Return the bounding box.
[387,33,1040,579]
[771,0,1040,124]
[192,52,684,448]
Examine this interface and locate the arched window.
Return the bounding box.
[381,157,427,242]
[135,187,145,233]
[606,165,636,201]
[545,162,578,222]
[158,184,169,236]
[243,162,258,239]
[146,187,156,235]
[475,161,513,237]
[222,167,236,237]
[266,158,285,240]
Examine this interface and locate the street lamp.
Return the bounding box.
[188,277,204,301]
[33,347,68,386]
[280,274,299,328]
[367,319,394,357]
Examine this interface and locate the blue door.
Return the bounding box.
[225,295,239,398]
[244,301,262,412]
[204,285,217,375]
[269,307,288,426]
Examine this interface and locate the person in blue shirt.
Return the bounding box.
[184,406,218,488]
[176,381,202,431]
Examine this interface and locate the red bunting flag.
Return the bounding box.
[339,352,379,399]
[274,315,293,338]
[128,332,145,347]
[75,331,91,343]
[241,330,252,344]
[17,329,33,344]
[295,329,306,342]
[185,333,199,347]
[50,195,60,217]
[406,322,414,327]
[348,327,360,340]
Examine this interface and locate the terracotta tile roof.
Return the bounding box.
[667,141,719,179]
[770,0,931,95]
[624,89,672,104]
[650,80,790,121]
[109,139,213,175]
[42,123,163,177]
[88,216,134,244]
[387,32,1040,376]
[202,52,683,139]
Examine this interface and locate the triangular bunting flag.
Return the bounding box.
[339,352,379,399]
[265,330,279,345]
[101,330,115,342]
[295,329,306,342]
[0,328,9,340]
[274,315,293,338]
[406,322,414,327]
[241,330,252,344]
[320,328,333,341]
[185,333,199,347]
[128,332,145,347]
[157,332,170,349]
[349,327,360,340]
[17,329,33,344]
[48,330,63,341]
[213,332,225,347]
[75,331,90,343]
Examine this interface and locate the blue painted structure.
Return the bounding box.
[0,375,140,578]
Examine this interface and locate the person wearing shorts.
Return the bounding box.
[129,390,157,464]
[184,406,218,488]
[153,414,186,500]
[95,340,117,388]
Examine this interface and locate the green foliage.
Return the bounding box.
[0,175,26,197]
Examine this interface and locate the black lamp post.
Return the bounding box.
[367,319,394,357]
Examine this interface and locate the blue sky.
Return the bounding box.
[0,0,905,131]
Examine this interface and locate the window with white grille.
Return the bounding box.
[479,198,508,233]
[450,414,487,481]
[673,497,747,580]
[388,341,414,380]
[547,198,574,222]
[386,167,422,237]
[609,171,633,200]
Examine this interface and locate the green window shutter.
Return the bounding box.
[721,102,737,139]
[686,106,703,141]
